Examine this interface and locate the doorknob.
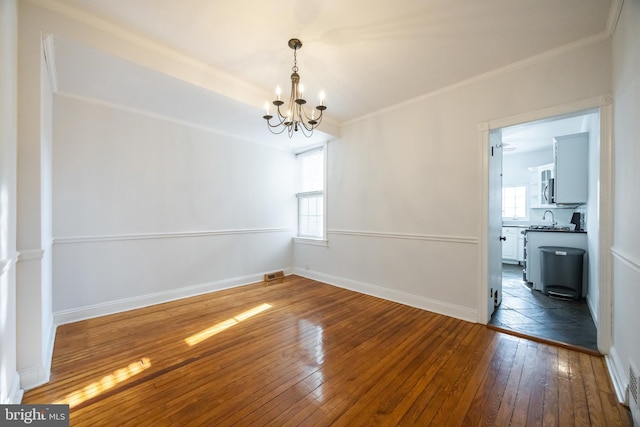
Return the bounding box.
[499,236,506,241]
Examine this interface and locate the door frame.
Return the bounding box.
[478,94,613,354]
[486,128,503,319]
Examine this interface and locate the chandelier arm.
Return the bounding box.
[274,103,289,121]
[298,105,323,124]
[294,111,316,134]
[312,111,324,126]
[265,105,297,130]
[266,110,287,127]
[298,121,314,137]
[265,120,288,134]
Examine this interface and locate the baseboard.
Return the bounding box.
[19,363,51,392]
[294,268,478,323]
[4,372,23,404]
[586,294,598,327]
[18,319,56,391]
[45,319,56,381]
[54,268,293,325]
[605,346,628,404]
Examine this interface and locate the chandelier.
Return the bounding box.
[263,38,327,138]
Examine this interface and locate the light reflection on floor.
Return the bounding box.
[185,303,272,346]
[54,357,151,408]
[298,319,325,402]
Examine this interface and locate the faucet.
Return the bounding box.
[542,210,557,227]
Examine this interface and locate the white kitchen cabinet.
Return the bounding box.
[517,231,525,261]
[502,227,524,263]
[553,133,588,205]
[529,164,554,208]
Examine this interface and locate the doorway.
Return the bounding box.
[481,99,613,354]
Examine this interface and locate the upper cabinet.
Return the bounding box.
[552,133,588,205]
[529,163,554,208]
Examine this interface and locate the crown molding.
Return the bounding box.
[606,0,625,37]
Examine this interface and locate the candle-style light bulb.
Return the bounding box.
[319,90,326,106]
[276,86,281,101]
[264,102,270,115]
[299,84,305,98]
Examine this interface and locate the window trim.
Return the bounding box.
[295,143,327,242]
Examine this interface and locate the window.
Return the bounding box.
[296,147,325,239]
[502,185,527,219]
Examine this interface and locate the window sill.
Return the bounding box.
[293,237,328,247]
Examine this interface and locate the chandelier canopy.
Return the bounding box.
[263,38,326,138]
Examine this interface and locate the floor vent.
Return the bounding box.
[263,271,285,286]
[630,361,640,426]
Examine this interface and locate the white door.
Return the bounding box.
[487,129,503,318]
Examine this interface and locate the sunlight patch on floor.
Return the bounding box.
[54,357,151,408]
[184,303,272,346]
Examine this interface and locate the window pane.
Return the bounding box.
[299,150,324,192]
[299,195,323,238]
[502,185,527,219]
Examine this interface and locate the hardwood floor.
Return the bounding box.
[23,276,631,426]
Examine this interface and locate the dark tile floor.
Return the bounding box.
[489,263,598,352]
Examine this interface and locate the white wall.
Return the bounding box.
[0,0,22,404]
[503,149,552,189]
[294,39,612,322]
[51,95,296,322]
[610,0,640,409]
[16,0,56,390]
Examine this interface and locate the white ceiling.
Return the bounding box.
[42,0,615,146]
[501,111,599,156]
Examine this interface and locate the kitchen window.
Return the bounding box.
[502,185,526,219]
[296,146,325,239]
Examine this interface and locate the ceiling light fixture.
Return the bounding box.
[263,38,326,138]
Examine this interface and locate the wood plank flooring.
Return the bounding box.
[23,276,632,426]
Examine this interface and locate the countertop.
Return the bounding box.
[502,223,586,233]
[524,228,586,233]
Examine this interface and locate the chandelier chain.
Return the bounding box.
[292,48,298,73]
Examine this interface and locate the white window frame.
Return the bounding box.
[294,143,327,244]
[502,185,527,220]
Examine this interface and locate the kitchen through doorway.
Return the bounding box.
[487,108,601,353]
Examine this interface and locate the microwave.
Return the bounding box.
[540,169,555,205]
